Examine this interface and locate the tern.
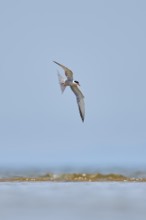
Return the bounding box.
[53,61,85,122]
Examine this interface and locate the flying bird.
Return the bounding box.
[53,61,85,122]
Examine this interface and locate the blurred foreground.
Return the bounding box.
[0,182,146,220]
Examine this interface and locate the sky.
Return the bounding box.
[0,0,146,169]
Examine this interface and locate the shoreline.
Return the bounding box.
[0,173,146,182]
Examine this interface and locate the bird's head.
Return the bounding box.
[74,80,80,86]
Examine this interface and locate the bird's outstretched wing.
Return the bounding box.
[70,86,85,122]
[53,61,73,81]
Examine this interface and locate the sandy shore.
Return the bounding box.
[0,173,146,182]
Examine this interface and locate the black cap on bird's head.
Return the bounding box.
[74,80,80,86]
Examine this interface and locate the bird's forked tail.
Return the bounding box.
[57,71,66,93]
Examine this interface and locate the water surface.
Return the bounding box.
[0,182,146,220]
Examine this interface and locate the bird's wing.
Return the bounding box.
[70,86,85,122]
[53,61,73,81]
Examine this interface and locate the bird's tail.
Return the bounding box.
[57,70,66,93]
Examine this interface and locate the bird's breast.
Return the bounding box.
[65,80,74,86]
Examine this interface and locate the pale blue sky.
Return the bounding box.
[0,0,146,168]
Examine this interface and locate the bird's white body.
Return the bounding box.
[54,61,85,122]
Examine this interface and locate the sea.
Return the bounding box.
[0,166,146,220]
